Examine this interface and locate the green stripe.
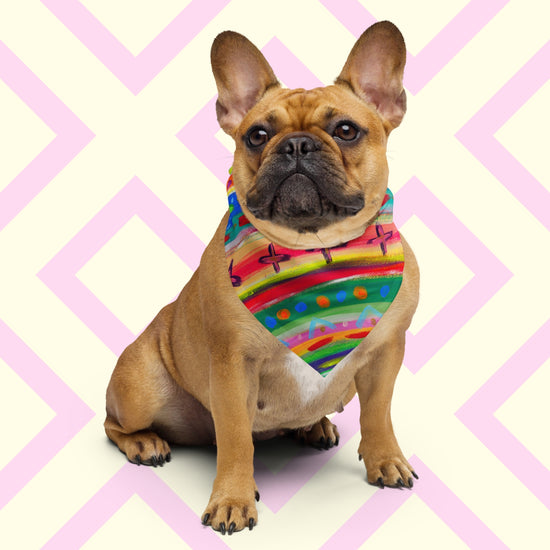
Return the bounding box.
[255,277,402,335]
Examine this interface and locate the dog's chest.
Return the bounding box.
[251,348,357,432]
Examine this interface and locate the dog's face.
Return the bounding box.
[211,22,406,248]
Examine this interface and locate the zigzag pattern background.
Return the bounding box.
[0,0,548,548]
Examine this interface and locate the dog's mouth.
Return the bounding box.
[274,173,324,217]
[247,171,364,233]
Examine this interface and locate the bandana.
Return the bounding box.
[225,173,404,377]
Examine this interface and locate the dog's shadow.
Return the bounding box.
[254,436,332,475]
[170,434,342,480]
[175,434,334,468]
[105,432,357,501]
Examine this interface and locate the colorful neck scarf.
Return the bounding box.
[225,173,404,377]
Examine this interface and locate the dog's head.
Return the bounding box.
[211,21,406,248]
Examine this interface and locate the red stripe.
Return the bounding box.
[346,331,369,339]
[308,337,334,351]
[242,263,403,313]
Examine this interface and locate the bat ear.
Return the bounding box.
[211,31,280,135]
[336,21,407,132]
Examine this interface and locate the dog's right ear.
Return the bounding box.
[211,31,280,135]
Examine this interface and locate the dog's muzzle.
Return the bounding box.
[246,132,364,232]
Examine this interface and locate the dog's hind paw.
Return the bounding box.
[120,431,171,467]
[294,416,340,450]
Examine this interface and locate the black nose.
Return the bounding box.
[277,133,319,156]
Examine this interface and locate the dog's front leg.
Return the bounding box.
[201,349,259,534]
[355,335,418,489]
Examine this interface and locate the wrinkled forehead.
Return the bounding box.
[240,86,384,134]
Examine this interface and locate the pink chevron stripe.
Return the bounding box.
[396,178,512,371]
[43,463,230,548]
[456,42,550,230]
[0,321,94,510]
[42,0,230,95]
[39,178,205,355]
[261,38,324,90]
[255,397,360,512]
[319,0,509,94]
[321,456,507,549]
[319,0,376,36]
[177,97,231,183]
[0,42,94,231]
[457,319,550,508]
[177,38,323,182]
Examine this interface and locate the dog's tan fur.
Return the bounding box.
[105,21,419,535]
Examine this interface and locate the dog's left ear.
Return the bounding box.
[336,21,406,132]
[211,31,280,135]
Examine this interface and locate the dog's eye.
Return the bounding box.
[246,127,269,148]
[332,122,359,142]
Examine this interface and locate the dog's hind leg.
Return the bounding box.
[105,419,171,467]
[104,318,174,467]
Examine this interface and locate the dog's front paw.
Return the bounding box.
[359,443,418,489]
[201,482,259,535]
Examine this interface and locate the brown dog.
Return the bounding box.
[105,21,419,535]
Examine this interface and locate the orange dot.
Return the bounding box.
[316,295,330,308]
[354,286,368,300]
[277,309,291,320]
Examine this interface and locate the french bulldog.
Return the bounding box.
[105,21,419,535]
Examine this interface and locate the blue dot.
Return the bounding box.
[380,285,390,298]
[336,290,347,302]
[295,302,307,313]
[265,316,277,329]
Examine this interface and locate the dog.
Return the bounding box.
[105,21,419,535]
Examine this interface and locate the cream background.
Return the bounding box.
[0,0,549,548]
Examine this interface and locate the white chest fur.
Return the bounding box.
[281,350,356,404]
[252,347,359,433]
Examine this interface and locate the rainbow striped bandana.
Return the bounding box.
[225,174,404,377]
